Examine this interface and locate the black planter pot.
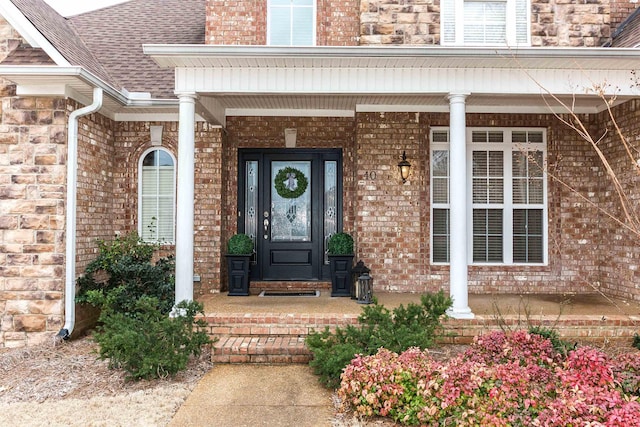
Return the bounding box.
[329,254,354,297]
[226,254,251,296]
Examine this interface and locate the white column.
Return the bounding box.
[175,93,197,306]
[447,93,474,319]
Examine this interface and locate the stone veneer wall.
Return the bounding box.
[360,0,441,45]
[595,100,640,301]
[359,0,640,47]
[205,0,359,45]
[0,86,68,347]
[112,122,224,296]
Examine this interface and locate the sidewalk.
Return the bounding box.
[169,364,334,427]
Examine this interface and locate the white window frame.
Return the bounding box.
[267,0,317,46]
[138,147,176,243]
[441,0,530,46]
[430,127,548,266]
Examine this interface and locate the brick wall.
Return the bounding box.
[355,113,430,292]
[610,0,640,31]
[206,0,267,45]
[112,121,224,296]
[354,112,605,295]
[318,0,360,45]
[74,104,116,272]
[595,100,640,301]
[205,0,359,46]
[223,116,357,285]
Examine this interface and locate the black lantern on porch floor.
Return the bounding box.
[351,260,370,299]
[357,272,373,304]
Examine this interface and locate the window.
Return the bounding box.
[267,0,316,46]
[441,0,530,46]
[139,148,175,243]
[430,128,546,265]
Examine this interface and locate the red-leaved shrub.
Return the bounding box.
[338,331,640,426]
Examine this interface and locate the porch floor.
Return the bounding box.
[199,291,640,319]
[200,291,640,363]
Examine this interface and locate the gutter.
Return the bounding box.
[0,65,179,108]
[56,87,103,341]
[143,44,640,60]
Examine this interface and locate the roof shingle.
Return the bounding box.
[10,0,115,84]
[8,0,206,99]
[69,0,206,98]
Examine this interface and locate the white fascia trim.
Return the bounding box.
[144,44,640,68]
[225,108,355,117]
[357,104,450,113]
[0,65,180,110]
[356,104,603,114]
[0,66,127,102]
[114,113,211,122]
[0,0,70,66]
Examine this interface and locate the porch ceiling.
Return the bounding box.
[205,92,613,116]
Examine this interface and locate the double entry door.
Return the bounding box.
[238,149,343,281]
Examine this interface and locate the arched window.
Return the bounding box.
[139,148,175,242]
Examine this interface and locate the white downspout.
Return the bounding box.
[57,88,103,340]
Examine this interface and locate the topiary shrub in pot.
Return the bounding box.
[327,232,354,297]
[226,233,254,296]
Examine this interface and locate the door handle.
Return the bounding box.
[263,218,269,239]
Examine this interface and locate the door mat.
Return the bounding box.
[259,290,320,297]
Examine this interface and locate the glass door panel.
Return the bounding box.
[271,161,311,242]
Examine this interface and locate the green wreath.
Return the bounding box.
[274,167,308,199]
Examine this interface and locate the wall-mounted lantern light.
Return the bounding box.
[398,151,411,183]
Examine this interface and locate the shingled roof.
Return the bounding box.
[2,45,55,65]
[69,0,206,98]
[9,0,206,99]
[10,0,114,83]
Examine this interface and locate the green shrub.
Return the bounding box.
[226,233,254,255]
[91,290,212,381]
[327,232,354,255]
[76,232,175,314]
[529,325,575,356]
[77,232,211,381]
[633,333,640,350]
[306,291,452,388]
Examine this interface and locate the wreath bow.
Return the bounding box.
[275,167,308,199]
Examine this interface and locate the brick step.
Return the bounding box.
[248,281,331,295]
[205,312,359,364]
[212,335,311,364]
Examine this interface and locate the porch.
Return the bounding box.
[200,291,640,364]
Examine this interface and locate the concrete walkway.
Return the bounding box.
[169,365,334,427]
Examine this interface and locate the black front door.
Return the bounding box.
[239,149,342,281]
